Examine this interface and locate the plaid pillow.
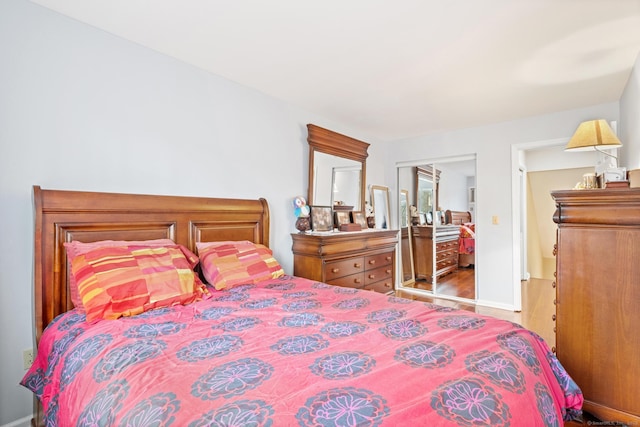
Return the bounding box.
[70,244,208,322]
[197,241,284,290]
[65,239,181,309]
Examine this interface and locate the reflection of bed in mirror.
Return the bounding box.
[445,210,475,268]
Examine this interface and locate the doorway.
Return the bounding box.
[511,139,598,309]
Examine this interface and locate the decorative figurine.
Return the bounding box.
[293,196,310,233]
[365,201,375,228]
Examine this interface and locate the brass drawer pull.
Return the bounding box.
[368,274,376,279]
[331,268,340,273]
[354,278,361,284]
[552,314,556,321]
[552,281,556,288]
[354,263,362,268]
[369,260,376,265]
[385,256,391,261]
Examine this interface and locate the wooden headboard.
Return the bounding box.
[445,210,472,225]
[33,185,270,344]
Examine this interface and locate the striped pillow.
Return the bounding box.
[65,239,179,309]
[197,241,284,290]
[70,244,208,321]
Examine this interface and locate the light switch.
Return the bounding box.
[492,215,499,225]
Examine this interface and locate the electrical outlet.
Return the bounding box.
[23,349,34,370]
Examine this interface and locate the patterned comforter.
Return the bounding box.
[22,275,582,426]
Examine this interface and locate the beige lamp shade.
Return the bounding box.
[565,120,622,151]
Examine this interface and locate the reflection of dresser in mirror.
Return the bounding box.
[412,225,460,283]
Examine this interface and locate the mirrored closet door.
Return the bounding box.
[397,156,477,301]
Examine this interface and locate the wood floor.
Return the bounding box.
[411,266,476,299]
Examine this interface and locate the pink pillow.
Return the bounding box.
[69,244,208,322]
[196,241,284,290]
[65,239,197,309]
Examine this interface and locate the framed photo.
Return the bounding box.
[310,206,333,232]
[426,212,433,225]
[351,211,368,228]
[419,213,427,225]
[334,210,351,227]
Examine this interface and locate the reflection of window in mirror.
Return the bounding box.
[312,152,363,210]
[331,166,361,208]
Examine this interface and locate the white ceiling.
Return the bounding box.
[31,0,640,141]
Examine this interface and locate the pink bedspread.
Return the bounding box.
[459,224,476,255]
[22,275,582,426]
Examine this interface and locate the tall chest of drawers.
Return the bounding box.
[291,230,398,294]
[552,189,640,424]
[412,225,459,282]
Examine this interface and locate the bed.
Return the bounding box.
[445,210,475,268]
[22,186,582,426]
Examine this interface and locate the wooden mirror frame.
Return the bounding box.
[307,124,369,210]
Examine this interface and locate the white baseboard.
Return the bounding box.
[1,416,31,427]
[475,299,515,312]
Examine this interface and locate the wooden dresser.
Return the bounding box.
[552,189,640,424]
[411,225,459,282]
[291,230,398,294]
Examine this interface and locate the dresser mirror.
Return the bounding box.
[399,189,415,285]
[307,124,369,211]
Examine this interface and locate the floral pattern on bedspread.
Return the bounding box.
[22,275,582,426]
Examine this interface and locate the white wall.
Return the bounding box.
[620,52,640,170]
[381,102,619,309]
[0,1,385,423]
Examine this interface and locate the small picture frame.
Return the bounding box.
[426,212,433,225]
[310,206,333,232]
[419,213,427,225]
[351,211,368,228]
[334,210,351,227]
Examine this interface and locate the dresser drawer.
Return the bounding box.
[364,264,393,285]
[436,257,457,271]
[324,257,365,281]
[291,231,397,294]
[327,272,365,289]
[436,239,458,253]
[363,278,394,293]
[365,252,393,269]
[436,248,457,262]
